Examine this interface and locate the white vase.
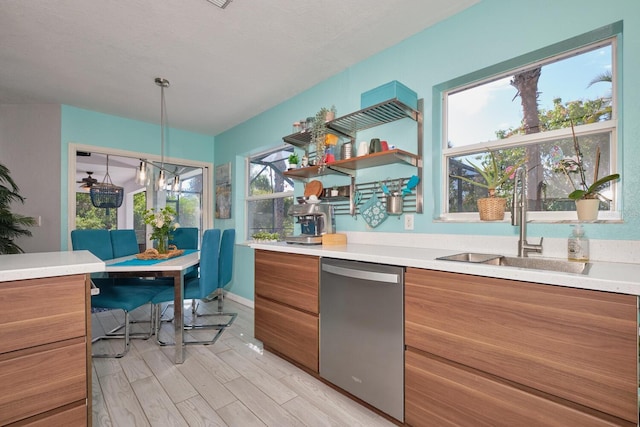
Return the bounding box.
[575,199,600,221]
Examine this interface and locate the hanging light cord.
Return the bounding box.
[155,77,170,188]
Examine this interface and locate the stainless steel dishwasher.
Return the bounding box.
[320,258,404,422]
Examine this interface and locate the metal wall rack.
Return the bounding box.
[283,98,423,214]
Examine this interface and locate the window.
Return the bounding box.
[443,34,618,220]
[76,192,118,229]
[246,147,295,239]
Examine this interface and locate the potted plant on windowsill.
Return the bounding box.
[451,151,526,221]
[554,124,620,221]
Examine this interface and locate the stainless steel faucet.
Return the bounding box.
[512,167,543,257]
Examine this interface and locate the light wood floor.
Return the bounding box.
[91,298,396,427]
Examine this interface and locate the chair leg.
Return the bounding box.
[102,305,154,340]
[155,291,235,346]
[186,288,237,330]
[92,310,133,358]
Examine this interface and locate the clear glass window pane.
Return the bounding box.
[247,197,294,239]
[249,148,294,196]
[447,131,613,213]
[446,43,612,148]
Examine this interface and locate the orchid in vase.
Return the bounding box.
[143,206,179,253]
[553,123,620,202]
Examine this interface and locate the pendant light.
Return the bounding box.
[155,77,170,191]
[90,154,124,214]
[135,160,148,185]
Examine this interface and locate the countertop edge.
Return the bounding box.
[0,250,106,282]
[249,242,640,296]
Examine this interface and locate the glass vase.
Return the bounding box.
[156,235,169,254]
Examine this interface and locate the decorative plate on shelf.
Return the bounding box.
[304,180,323,198]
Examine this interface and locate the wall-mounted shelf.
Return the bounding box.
[283,97,424,213]
[328,99,420,137]
[284,149,420,180]
[282,99,419,148]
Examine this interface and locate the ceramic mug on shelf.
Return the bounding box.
[369,138,382,153]
[357,141,369,156]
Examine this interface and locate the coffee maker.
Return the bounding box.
[285,203,335,245]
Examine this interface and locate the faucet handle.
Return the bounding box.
[524,237,544,256]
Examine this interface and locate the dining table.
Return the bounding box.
[104,250,200,364]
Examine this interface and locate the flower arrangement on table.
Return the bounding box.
[451,150,526,220]
[143,206,179,254]
[552,124,620,201]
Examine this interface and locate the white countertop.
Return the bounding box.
[0,250,105,282]
[250,242,640,296]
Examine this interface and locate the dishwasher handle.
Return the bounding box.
[322,263,400,284]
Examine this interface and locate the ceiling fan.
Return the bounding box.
[77,171,98,189]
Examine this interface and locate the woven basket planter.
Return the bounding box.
[477,197,506,221]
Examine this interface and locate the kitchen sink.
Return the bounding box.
[437,252,502,263]
[436,252,590,275]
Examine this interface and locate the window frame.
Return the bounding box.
[438,29,621,222]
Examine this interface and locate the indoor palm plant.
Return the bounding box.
[0,163,36,254]
[452,151,526,220]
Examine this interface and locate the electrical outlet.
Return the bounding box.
[404,214,414,230]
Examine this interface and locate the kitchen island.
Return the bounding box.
[0,251,104,426]
[251,240,640,426]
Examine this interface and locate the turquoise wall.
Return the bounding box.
[60,105,214,249]
[214,0,640,245]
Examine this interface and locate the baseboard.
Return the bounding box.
[224,291,254,309]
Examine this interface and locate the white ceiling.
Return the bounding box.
[0,0,478,137]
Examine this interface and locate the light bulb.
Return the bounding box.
[157,170,166,189]
[135,161,148,185]
[172,175,180,193]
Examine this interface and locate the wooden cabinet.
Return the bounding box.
[0,274,91,426]
[254,250,319,372]
[405,268,638,427]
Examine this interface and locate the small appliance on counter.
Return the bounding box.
[285,202,335,245]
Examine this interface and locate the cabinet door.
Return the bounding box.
[405,348,630,427]
[0,275,86,354]
[255,295,318,372]
[255,250,319,314]
[405,268,638,424]
[0,341,87,425]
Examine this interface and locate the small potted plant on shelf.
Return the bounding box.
[451,150,526,221]
[553,123,620,221]
[288,152,300,169]
[311,105,338,167]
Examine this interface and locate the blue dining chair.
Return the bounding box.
[152,228,235,345]
[187,228,237,329]
[169,227,199,281]
[71,229,113,261]
[72,228,169,340]
[110,229,140,258]
[91,278,162,358]
[169,227,199,250]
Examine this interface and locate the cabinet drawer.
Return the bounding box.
[255,250,319,314]
[0,275,86,354]
[0,341,87,425]
[405,348,630,427]
[16,402,87,426]
[255,295,318,372]
[405,268,638,423]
